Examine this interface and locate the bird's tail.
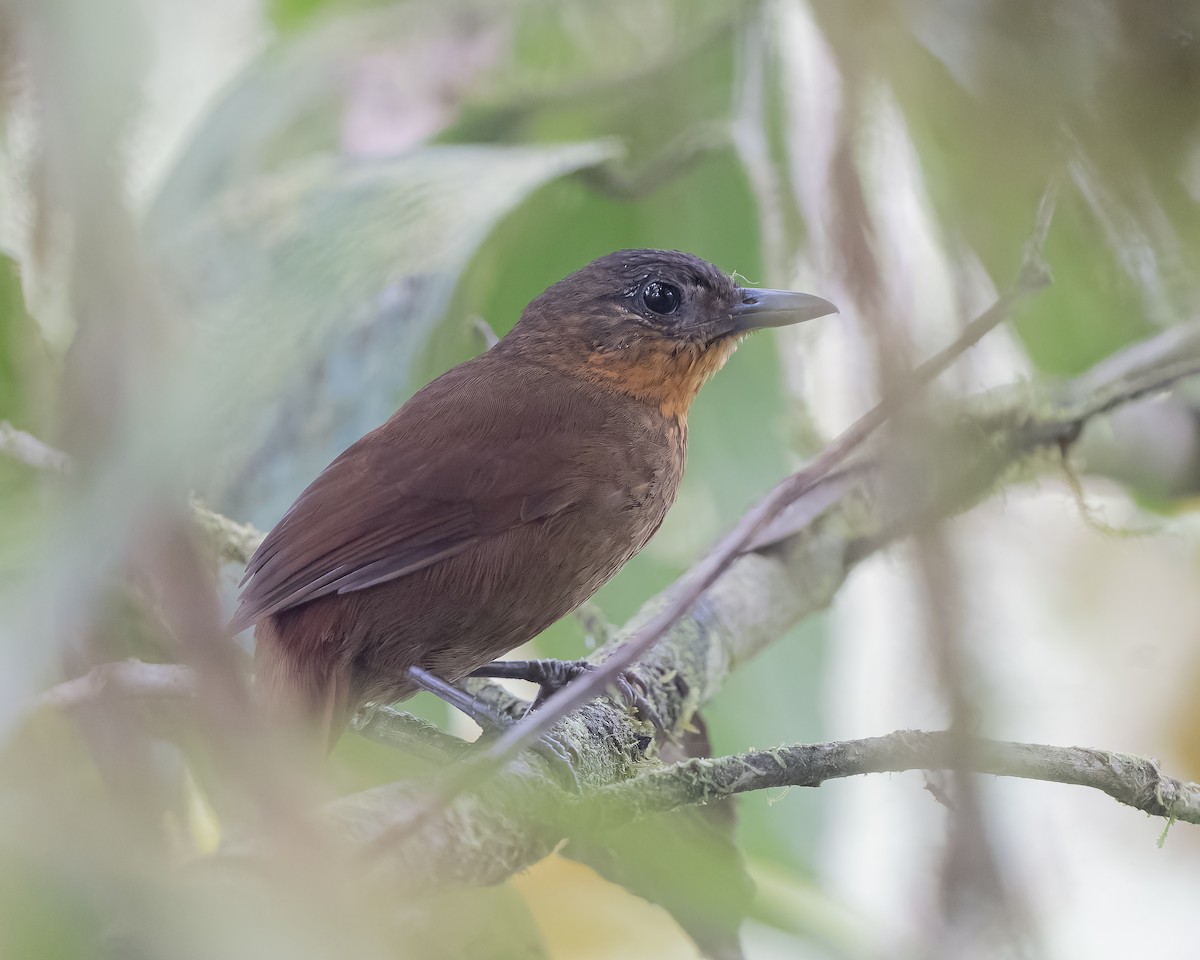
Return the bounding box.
[253,617,353,756]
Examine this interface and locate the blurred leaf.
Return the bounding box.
[390,884,549,960]
[746,857,876,959]
[818,0,1200,375]
[268,0,383,33]
[492,0,740,102]
[1077,391,1200,506]
[513,855,697,960]
[0,253,55,578]
[564,813,751,960]
[0,850,101,960]
[151,141,616,527]
[148,4,509,226]
[449,0,738,161]
[0,253,40,419]
[563,713,753,960]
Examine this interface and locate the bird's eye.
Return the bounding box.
[641,281,681,316]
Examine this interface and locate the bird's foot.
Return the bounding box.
[407,666,581,790]
[470,658,664,733]
[606,664,667,737]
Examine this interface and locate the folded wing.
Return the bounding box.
[230,424,580,633]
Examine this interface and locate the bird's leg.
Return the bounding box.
[406,665,508,731]
[460,675,529,723]
[406,666,581,789]
[470,658,663,731]
[469,658,582,701]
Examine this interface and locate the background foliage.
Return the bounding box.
[1,0,1199,957]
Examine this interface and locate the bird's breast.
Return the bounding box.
[476,404,686,624]
[305,380,693,702]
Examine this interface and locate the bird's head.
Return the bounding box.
[505,249,837,418]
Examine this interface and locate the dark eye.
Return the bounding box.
[641,281,681,316]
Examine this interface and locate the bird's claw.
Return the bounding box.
[606,666,665,735]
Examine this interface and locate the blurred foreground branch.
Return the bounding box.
[0,421,263,565]
[30,660,195,713]
[0,420,71,473]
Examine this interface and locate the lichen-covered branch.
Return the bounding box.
[587,732,1200,828]
[187,495,264,566]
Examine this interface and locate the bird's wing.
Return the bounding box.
[229,422,585,633]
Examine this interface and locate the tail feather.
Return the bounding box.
[253,616,354,754]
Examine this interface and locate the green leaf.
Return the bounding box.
[268,0,381,33]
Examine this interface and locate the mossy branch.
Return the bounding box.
[586,733,1200,828]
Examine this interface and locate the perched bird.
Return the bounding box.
[231,250,835,748]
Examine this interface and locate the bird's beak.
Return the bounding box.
[727,288,838,333]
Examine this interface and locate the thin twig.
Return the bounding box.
[28,659,471,764]
[469,315,500,351]
[188,495,264,567]
[27,661,195,715]
[0,420,72,473]
[586,731,1200,828]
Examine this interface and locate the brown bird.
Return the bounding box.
[231,250,836,748]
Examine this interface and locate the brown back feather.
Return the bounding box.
[231,351,610,633]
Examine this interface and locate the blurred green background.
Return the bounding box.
[2,0,1199,957]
